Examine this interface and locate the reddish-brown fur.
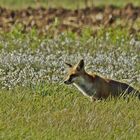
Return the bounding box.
[64,59,140,101]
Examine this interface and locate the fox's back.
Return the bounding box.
[107,79,139,97]
[92,75,139,98]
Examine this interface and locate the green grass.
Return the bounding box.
[0,0,140,9]
[0,84,140,140]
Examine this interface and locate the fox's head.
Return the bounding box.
[64,59,85,84]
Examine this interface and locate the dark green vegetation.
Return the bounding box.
[0,1,140,140]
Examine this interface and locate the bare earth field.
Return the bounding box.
[0,3,140,35]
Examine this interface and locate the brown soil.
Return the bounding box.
[0,3,140,35]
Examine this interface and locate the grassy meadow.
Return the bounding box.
[0,1,140,140]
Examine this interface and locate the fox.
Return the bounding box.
[64,59,140,101]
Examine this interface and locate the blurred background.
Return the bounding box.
[0,0,140,35]
[0,0,140,9]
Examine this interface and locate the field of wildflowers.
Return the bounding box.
[0,27,139,89]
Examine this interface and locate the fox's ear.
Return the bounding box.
[77,59,84,71]
[65,62,72,67]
